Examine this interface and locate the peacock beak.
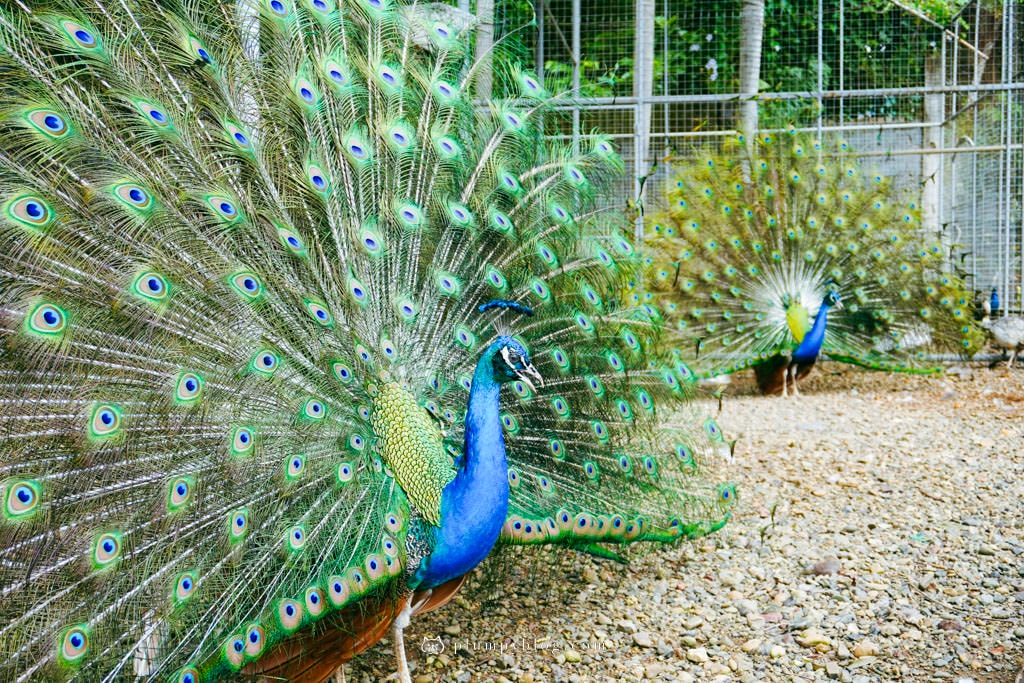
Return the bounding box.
[515,363,544,393]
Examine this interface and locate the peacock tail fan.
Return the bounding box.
[0,1,731,680]
[643,129,984,379]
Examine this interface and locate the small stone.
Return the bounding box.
[582,567,600,584]
[684,616,704,630]
[687,646,710,663]
[415,676,433,683]
[826,661,843,678]
[741,638,762,653]
[596,613,612,626]
[813,558,842,575]
[678,673,696,683]
[633,632,655,648]
[796,629,831,649]
[617,619,638,634]
[444,624,461,636]
[837,644,852,660]
[706,662,731,675]
[852,640,879,658]
[681,635,699,647]
[977,544,997,556]
[519,673,534,683]
[769,644,786,658]
[563,649,581,663]
[644,663,667,679]
[719,569,743,586]
[736,599,759,616]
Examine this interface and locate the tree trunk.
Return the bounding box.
[474,0,495,99]
[633,0,655,240]
[738,0,765,147]
[922,50,944,233]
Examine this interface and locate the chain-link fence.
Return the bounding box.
[493,0,1023,314]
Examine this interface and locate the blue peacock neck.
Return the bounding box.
[411,342,510,590]
[793,299,834,362]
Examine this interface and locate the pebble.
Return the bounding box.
[632,632,655,648]
[852,640,880,658]
[686,646,710,663]
[813,557,842,575]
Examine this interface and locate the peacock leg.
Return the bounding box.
[391,594,415,683]
[334,664,346,683]
[791,365,801,396]
[781,363,790,397]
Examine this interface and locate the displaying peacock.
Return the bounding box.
[0,2,735,682]
[645,131,982,396]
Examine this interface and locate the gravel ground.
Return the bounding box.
[347,363,1024,683]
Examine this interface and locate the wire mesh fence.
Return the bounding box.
[488,0,1024,314]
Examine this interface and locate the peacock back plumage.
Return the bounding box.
[645,131,983,385]
[0,2,733,680]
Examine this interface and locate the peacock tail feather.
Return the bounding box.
[644,130,984,380]
[0,1,732,680]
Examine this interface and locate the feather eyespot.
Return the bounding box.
[365,554,385,579]
[277,599,303,632]
[287,525,305,551]
[277,226,306,255]
[59,20,100,51]
[174,571,197,603]
[302,399,325,420]
[229,271,263,299]
[92,531,123,568]
[224,635,246,668]
[5,480,41,518]
[328,576,350,606]
[174,667,200,683]
[244,625,265,657]
[27,109,71,138]
[27,302,67,337]
[337,462,356,483]
[332,362,354,383]
[167,476,193,510]
[286,455,306,479]
[136,101,171,128]
[131,270,170,301]
[59,625,90,665]
[113,183,154,212]
[228,509,249,541]
[305,299,333,326]
[384,512,402,533]
[206,195,242,224]
[251,350,279,375]
[305,586,325,616]
[7,195,55,229]
[89,404,122,438]
[188,36,213,64]
[489,209,512,233]
[433,80,457,101]
[231,427,254,455]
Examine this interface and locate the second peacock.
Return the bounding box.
[0,1,734,682]
[646,131,982,395]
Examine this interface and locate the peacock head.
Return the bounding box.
[490,337,543,392]
[823,290,842,309]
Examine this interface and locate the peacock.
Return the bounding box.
[644,131,982,396]
[980,301,1024,369]
[0,2,735,682]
